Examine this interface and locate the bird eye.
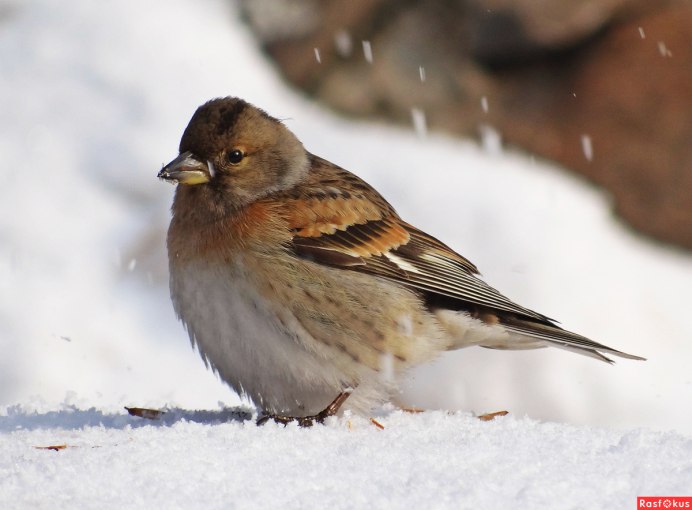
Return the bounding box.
[227,149,244,164]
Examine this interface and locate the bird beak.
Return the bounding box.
[158,151,210,185]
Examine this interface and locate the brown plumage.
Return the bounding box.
[159,97,644,422]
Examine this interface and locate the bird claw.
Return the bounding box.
[256,390,353,427]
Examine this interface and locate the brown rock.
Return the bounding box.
[500,5,692,248]
[466,0,644,64]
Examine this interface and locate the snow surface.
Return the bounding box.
[2,408,691,510]
[1,0,691,506]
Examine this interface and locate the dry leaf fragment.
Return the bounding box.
[477,410,509,421]
[34,444,68,451]
[125,406,165,420]
[370,418,385,430]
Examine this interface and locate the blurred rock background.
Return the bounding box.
[239,0,692,251]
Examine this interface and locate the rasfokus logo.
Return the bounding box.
[638,497,692,508]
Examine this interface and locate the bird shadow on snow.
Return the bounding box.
[0,405,254,432]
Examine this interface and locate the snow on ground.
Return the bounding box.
[2,408,691,510]
[1,0,691,506]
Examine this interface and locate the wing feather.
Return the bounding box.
[278,159,548,319]
[277,154,644,362]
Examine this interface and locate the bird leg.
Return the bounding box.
[256,390,353,427]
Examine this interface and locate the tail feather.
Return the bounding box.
[434,307,645,363]
[499,317,646,364]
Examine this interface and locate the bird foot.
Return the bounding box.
[256,390,353,427]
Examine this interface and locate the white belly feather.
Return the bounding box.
[170,260,362,415]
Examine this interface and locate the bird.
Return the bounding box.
[158,97,644,425]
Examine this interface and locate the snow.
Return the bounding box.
[2,408,691,509]
[1,0,691,506]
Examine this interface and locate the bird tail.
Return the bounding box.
[486,315,646,364]
[435,309,645,363]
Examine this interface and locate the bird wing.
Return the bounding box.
[278,156,644,363]
[281,157,550,322]
[289,211,552,322]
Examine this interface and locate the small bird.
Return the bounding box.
[159,97,644,425]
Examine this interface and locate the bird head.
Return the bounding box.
[159,97,309,209]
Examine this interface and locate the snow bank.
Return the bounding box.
[2,407,691,509]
